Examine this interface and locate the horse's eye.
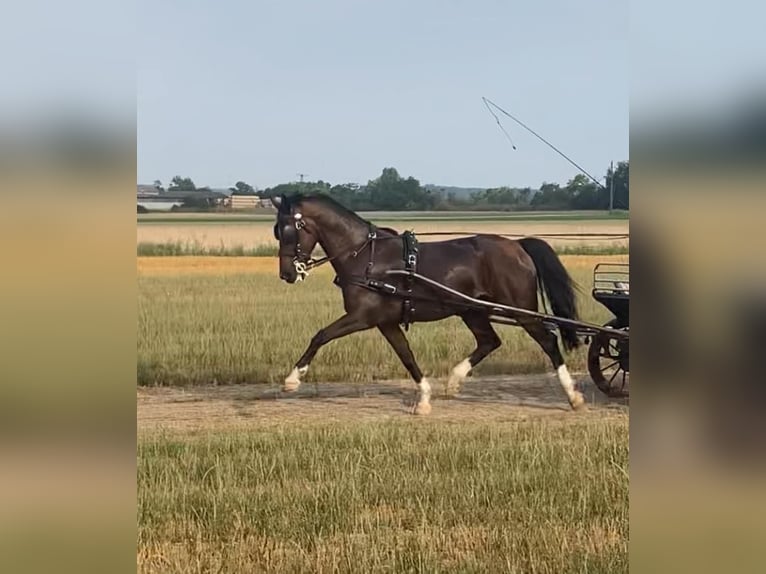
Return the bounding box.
[273,223,279,240]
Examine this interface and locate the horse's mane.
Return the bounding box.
[297,194,367,223]
[288,193,399,235]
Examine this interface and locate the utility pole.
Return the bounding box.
[609,160,615,213]
[296,173,308,183]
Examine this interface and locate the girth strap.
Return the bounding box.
[401,230,419,330]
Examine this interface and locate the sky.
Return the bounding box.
[137,0,629,190]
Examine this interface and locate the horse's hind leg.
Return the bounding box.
[522,321,585,410]
[446,311,502,395]
[378,323,431,415]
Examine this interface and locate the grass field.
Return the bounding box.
[137,255,626,387]
[137,249,629,573]
[138,416,628,573]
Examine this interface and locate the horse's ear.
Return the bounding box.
[270,195,282,209]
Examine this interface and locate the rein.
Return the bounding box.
[301,228,378,272]
[290,223,627,281]
[292,221,399,280]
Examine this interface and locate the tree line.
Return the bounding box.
[151,161,628,211]
[150,176,257,195]
[261,162,628,211]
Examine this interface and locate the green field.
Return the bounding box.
[137,255,623,387]
[138,416,628,573]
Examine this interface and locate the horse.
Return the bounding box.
[270,193,585,415]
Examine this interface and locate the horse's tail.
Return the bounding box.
[519,237,580,351]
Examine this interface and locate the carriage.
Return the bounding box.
[587,263,629,397]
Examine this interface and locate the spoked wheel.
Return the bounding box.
[588,320,629,398]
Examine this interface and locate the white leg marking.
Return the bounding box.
[413,377,432,415]
[447,358,472,393]
[453,358,472,378]
[557,364,585,410]
[283,365,308,392]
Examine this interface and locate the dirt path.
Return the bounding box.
[138,374,628,433]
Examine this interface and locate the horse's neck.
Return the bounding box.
[309,205,370,265]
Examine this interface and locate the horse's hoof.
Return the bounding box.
[445,376,463,397]
[569,392,586,411]
[413,402,432,416]
[282,366,306,393]
[445,360,471,396]
[282,380,301,393]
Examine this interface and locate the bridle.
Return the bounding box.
[275,211,380,281]
[274,212,311,280]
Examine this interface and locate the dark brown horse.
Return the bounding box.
[271,193,584,414]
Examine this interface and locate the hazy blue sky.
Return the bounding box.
[137,0,628,189]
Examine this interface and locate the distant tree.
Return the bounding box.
[531,182,569,210]
[566,174,601,210]
[312,180,332,194]
[152,179,164,192]
[229,181,257,195]
[261,182,303,198]
[468,186,531,209]
[605,161,629,210]
[366,167,434,210]
[328,183,362,208]
[518,187,533,205]
[168,176,196,191]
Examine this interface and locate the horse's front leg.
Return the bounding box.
[283,313,372,392]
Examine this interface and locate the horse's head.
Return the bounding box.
[271,194,319,283]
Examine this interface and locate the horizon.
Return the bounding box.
[138,160,627,193]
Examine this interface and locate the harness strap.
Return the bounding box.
[303,226,380,271]
[401,230,419,330]
[329,230,419,330]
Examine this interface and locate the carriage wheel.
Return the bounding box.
[587,320,629,398]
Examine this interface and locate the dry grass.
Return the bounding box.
[137,219,629,250]
[137,255,627,386]
[138,416,628,573]
[137,255,622,277]
[137,256,280,276]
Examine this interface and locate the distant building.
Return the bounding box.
[229,194,259,209]
[137,184,227,211]
[137,184,161,196]
[227,195,274,210]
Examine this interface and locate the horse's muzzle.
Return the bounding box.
[280,271,298,284]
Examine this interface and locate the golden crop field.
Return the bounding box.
[137,217,629,251]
